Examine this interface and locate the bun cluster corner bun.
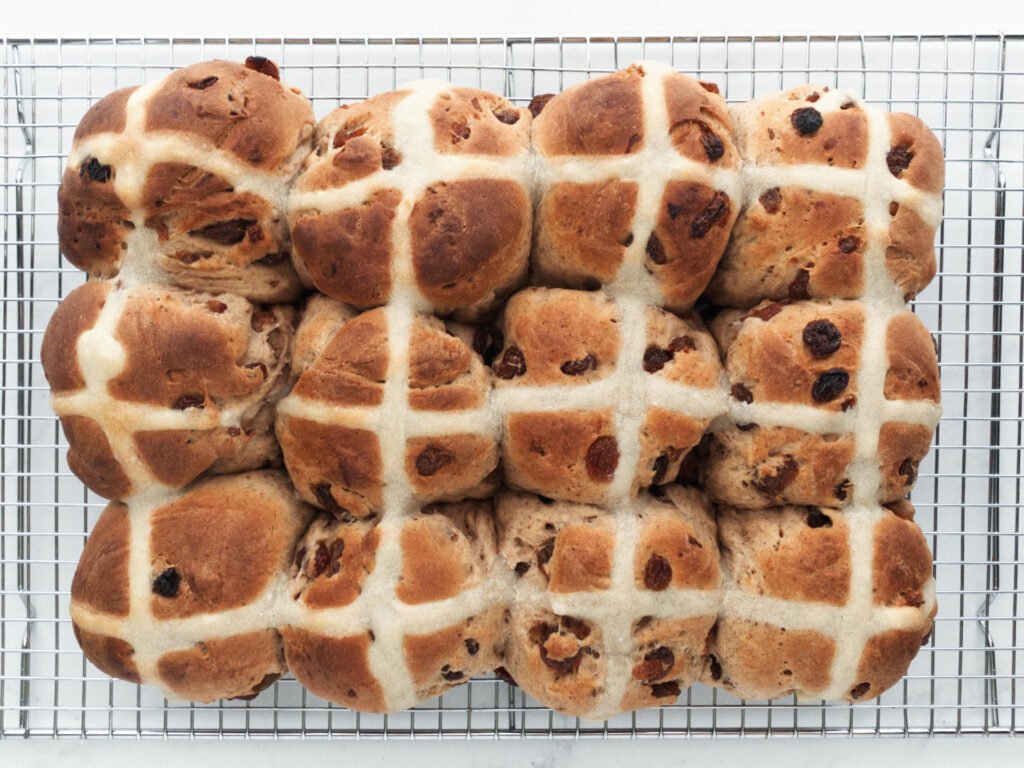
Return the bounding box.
[47,57,943,718]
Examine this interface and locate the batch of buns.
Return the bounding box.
[44,56,944,719]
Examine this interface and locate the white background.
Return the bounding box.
[3,0,1023,38]
[3,0,1022,764]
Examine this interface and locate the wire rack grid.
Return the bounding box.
[0,34,1021,739]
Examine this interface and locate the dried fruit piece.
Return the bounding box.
[650,681,681,698]
[886,145,914,177]
[789,269,811,300]
[759,187,782,213]
[514,561,531,577]
[690,191,730,238]
[535,539,555,578]
[646,234,667,264]
[806,508,833,528]
[812,369,850,403]
[746,302,787,322]
[174,394,205,410]
[492,106,520,125]
[802,319,842,358]
[701,131,725,161]
[644,554,672,591]
[731,383,754,403]
[668,336,696,353]
[791,107,824,135]
[187,75,219,90]
[752,455,799,498]
[585,436,619,481]
[898,457,918,485]
[152,568,181,598]
[311,543,331,578]
[493,346,527,379]
[472,327,504,366]
[633,646,676,682]
[380,144,402,170]
[189,219,256,245]
[838,235,860,253]
[441,665,465,681]
[465,638,480,655]
[709,655,723,681]
[311,483,346,517]
[528,93,554,117]
[850,681,871,699]
[560,354,597,376]
[244,56,280,80]
[416,446,454,476]
[651,455,670,485]
[80,157,112,183]
[834,479,851,501]
[642,346,673,373]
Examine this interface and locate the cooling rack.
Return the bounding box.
[0,34,1021,739]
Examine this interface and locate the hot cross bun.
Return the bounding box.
[58,59,314,302]
[41,280,294,499]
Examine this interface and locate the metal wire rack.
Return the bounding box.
[0,34,1021,739]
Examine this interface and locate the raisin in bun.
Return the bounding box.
[58,59,314,302]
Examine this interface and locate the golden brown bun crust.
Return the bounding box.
[277,300,498,517]
[58,60,313,302]
[285,500,502,710]
[710,618,836,700]
[145,60,315,170]
[718,506,851,607]
[73,626,141,683]
[70,472,312,701]
[532,66,739,313]
[531,68,645,156]
[497,488,720,716]
[156,630,284,702]
[732,84,868,168]
[282,630,386,711]
[289,87,531,318]
[709,504,934,702]
[704,300,938,507]
[701,426,857,509]
[40,279,106,393]
[149,472,311,620]
[707,188,866,307]
[42,281,294,500]
[289,189,400,307]
[71,501,131,616]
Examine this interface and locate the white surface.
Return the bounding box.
[3,0,1023,37]
[1,736,1021,766]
